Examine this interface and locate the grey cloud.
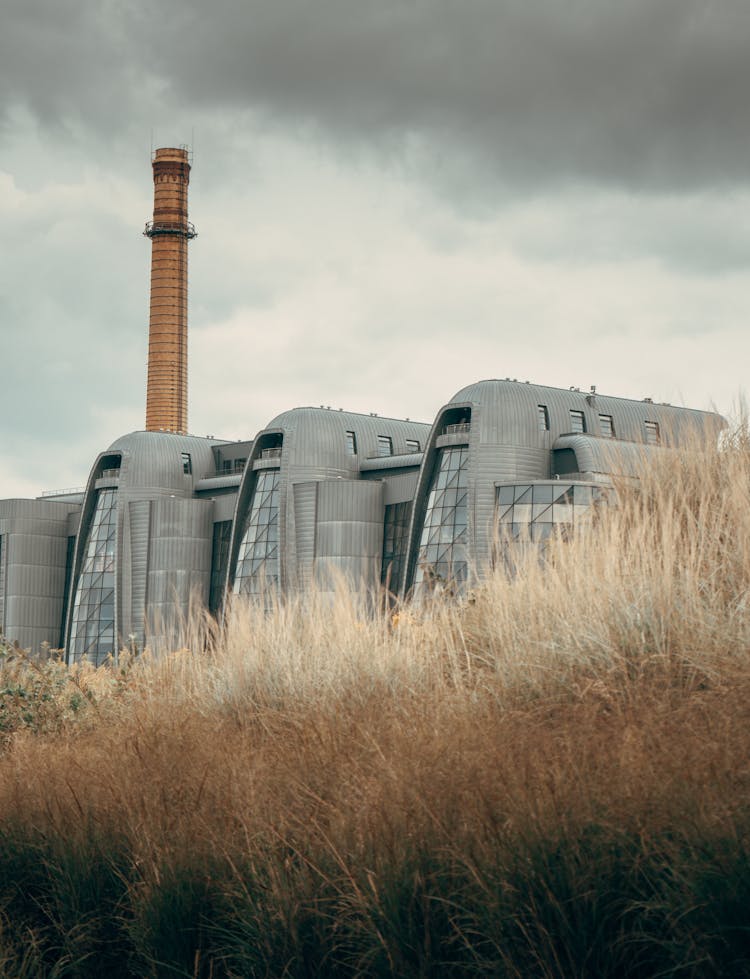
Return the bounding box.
[3,0,750,193]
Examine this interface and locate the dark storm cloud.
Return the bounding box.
[3,0,750,191]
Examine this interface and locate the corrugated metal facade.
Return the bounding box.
[313,480,385,592]
[0,379,726,657]
[65,431,225,662]
[403,379,725,590]
[0,499,80,651]
[226,408,431,596]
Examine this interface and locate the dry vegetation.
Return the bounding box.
[1,436,750,976]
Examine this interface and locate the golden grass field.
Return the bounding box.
[1,434,749,976]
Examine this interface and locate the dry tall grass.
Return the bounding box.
[1,437,750,976]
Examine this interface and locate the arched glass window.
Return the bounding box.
[233,470,281,595]
[414,446,469,591]
[69,488,117,665]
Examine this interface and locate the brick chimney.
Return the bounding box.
[143,147,196,434]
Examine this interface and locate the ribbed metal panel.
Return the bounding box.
[292,482,318,587]
[0,499,80,651]
[127,501,151,644]
[403,379,725,593]
[264,407,431,464]
[451,379,724,448]
[313,556,382,591]
[195,475,242,491]
[65,431,227,657]
[228,408,429,595]
[313,480,384,592]
[359,453,423,472]
[381,471,420,506]
[147,498,212,616]
[107,431,225,499]
[553,435,662,477]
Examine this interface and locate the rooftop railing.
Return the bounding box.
[443,422,471,436]
[41,486,86,498]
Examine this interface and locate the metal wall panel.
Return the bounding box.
[313,480,384,593]
[127,500,152,644]
[403,379,725,593]
[228,408,430,595]
[146,497,213,642]
[553,435,661,477]
[381,471,420,506]
[292,482,318,588]
[0,499,80,651]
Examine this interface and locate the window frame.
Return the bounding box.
[538,405,550,431]
[569,409,586,434]
[644,420,661,445]
[376,435,393,457]
[598,413,615,438]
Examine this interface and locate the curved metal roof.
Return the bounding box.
[553,434,661,477]
[260,407,430,464]
[105,431,226,495]
[445,378,724,447]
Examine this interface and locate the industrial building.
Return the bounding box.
[0,149,725,664]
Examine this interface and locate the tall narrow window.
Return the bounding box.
[598,414,614,438]
[382,501,412,594]
[414,445,469,592]
[181,452,192,475]
[406,439,421,453]
[346,431,357,455]
[59,535,76,648]
[209,521,233,615]
[538,405,550,431]
[234,470,281,595]
[68,487,118,665]
[377,435,393,457]
[569,410,586,434]
[0,534,5,634]
[644,420,660,445]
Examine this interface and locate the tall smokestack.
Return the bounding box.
[143,147,196,434]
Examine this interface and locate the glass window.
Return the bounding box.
[346,431,357,455]
[0,534,4,633]
[209,521,233,615]
[495,481,610,550]
[382,501,412,593]
[233,470,281,595]
[599,414,614,438]
[644,420,660,445]
[68,487,118,665]
[406,439,421,453]
[377,435,393,457]
[181,452,192,475]
[59,535,76,648]
[233,458,245,473]
[569,410,586,434]
[532,484,554,504]
[414,446,469,592]
[538,405,550,431]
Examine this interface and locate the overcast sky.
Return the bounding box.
[2,0,749,497]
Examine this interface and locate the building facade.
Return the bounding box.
[0,379,724,664]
